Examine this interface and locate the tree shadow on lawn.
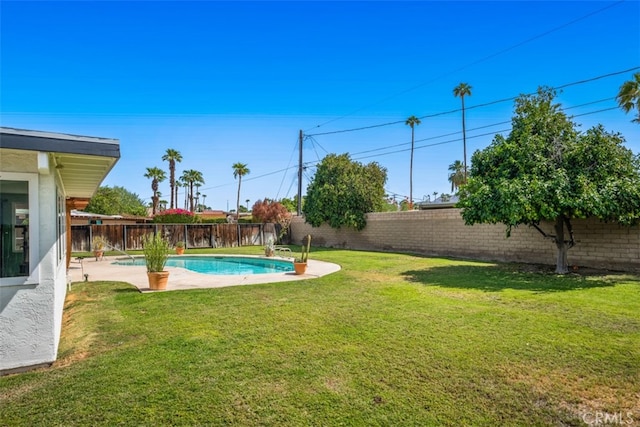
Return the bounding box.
[401,262,638,293]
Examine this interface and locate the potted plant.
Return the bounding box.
[91,235,108,261]
[264,237,275,257]
[293,234,311,275]
[143,233,171,290]
[175,241,185,255]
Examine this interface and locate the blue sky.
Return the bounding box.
[2,1,639,211]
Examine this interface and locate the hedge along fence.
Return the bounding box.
[71,223,285,253]
[290,209,640,272]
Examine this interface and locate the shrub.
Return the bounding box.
[252,199,291,224]
[153,208,196,223]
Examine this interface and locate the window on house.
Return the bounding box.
[0,174,39,284]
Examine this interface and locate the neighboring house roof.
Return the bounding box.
[416,195,460,209]
[197,210,229,219]
[0,127,120,199]
[70,209,123,219]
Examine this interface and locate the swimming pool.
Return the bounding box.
[112,256,294,275]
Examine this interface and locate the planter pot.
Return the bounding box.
[293,262,307,275]
[176,247,185,255]
[147,271,170,290]
[94,250,104,261]
[265,248,275,257]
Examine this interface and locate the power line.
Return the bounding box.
[306,1,627,132]
[177,100,627,201]
[275,136,300,199]
[338,97,618,159]
[307,67,638,137]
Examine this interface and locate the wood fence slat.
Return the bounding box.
[71,223,277,251]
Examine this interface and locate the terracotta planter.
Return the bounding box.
[94,250,104,261]
[176,247,185,255]
[265,248,275,257]
[293,262,307,275]
[147,271,170,290]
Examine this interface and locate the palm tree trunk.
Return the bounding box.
[410,126,414,209]
[169,163,175,209]
[462,95,467,183]
[189,182,194,212]
[236,176,242,220]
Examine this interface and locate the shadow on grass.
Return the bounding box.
[401,263,628,293]
[112,287,140,294]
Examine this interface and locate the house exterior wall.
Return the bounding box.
[290,209,640,272]
[0,150,66,373]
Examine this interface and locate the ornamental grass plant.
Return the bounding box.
[142,233,171,272]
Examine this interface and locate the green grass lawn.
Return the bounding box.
[1,248,639,426]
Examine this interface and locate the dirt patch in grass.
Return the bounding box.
[54,291,100,368]
[504,363,639,421]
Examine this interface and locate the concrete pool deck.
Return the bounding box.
[67,255,341,292]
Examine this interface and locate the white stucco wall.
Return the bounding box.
[0,150,66,373]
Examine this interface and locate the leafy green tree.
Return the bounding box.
[304,153,387,230]
[232,162,250,220]
[458,88,640,274]
[144,166,167,215]
[85,186,147,216]
[448,160,465,193]
[279,196,302,213]
[617,72,640,123]
[379,197,399,212]
[279,197,294,212]
[162,148,182,209]
[454,82,472,182]
[180,169,204,212]
[405,115,421,208]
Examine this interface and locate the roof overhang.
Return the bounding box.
[0,127,120,199]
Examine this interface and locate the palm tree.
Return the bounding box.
[448,160,465,193]
[174,179,185,210]
[144,167,167,215]
[162,149,183,209]
[453,83,472,182]
[180,169,205,212]
[617,72,640,123]
[405,116,421,209]
[232,162,250,220]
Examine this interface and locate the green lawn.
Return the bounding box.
[1,248,639,426]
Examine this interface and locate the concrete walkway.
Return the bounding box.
[67,255,341,293]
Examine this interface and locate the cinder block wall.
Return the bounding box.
[290,209,640,272]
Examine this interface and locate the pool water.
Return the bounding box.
[113,256,294,275]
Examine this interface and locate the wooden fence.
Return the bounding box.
[71,223,286,252]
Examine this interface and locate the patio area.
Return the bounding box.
[67,255,341,292]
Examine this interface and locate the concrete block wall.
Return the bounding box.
[290,209,640,272]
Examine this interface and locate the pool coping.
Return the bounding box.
[67,254,341,292]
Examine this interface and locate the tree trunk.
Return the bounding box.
[554,215,569,274]
[462,95,467,184]
[236,176,242,220]
[152,195,159,215]
[409,127,414,209]
[189,183,194,212]
[169,162,175,209]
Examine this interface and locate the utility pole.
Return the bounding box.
[297,129,303,216]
